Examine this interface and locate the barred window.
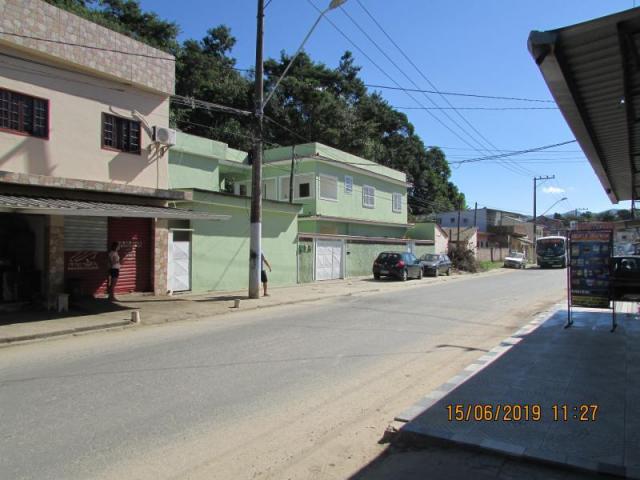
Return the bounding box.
[102,113,141,154]
[0,88,48,138]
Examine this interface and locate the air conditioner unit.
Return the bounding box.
[153,126,177,146]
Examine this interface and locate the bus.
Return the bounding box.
[536,236,567,268]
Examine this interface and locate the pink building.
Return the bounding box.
[0,0,221,304]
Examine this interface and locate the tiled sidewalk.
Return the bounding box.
[396,303,640,478]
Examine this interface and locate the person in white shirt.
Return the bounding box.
[107,242,120,300]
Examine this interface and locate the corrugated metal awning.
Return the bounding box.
[0,194,230,220]
[528,8,640,204]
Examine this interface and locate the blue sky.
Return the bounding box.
[141,0,636,215]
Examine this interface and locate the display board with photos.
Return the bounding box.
[568,230,612,309]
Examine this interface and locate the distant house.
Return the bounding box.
[442,227,478,254]
[435,207,529,231]
[407,223,449,254]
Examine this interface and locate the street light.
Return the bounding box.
[540,197,568,217]
[262,0,347,108]
[249,0,346,299]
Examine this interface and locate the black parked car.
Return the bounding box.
[373,252,423,281]
[420,253,452,276]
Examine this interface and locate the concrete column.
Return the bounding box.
[153,218,168,295]
[45,215,65,297]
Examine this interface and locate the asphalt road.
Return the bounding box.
[0,268,565,480]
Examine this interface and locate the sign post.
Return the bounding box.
[567,230,614,330]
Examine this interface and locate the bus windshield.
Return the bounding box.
[537,239,565,257]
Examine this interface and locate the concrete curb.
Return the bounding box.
[393,303,640,479]
[0,320,133,345]
[395,304,556,423]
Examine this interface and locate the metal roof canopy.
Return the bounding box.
[0,194,230,220]
[528,7,640,204]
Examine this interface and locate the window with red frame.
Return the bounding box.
[102,113,141,154]
[0,88,48,138]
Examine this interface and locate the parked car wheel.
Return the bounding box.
[401,269,408,281]
[374,273,380,280]
[418,269,423,280]
[446,267,451,276]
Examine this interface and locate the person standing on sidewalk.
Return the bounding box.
[107,242,120,301]
[261,253,272,297]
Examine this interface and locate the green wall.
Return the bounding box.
[298,219,408,238]
[345,242,403,277]
[169,150,219,191]
[407,223,435,240]
[186,195,299,293]
[258,157,408,225]
[297,239,314,284]
[314,161,408,224]
[414,243,436,258]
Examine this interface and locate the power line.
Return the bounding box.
[364,83,555,103]
[395,106,558,111]
[171,95,253,117]
[0,30,175,61]
[311,0,528,178]
[346,1,535,177]
[449,140,578,164]
[431,145,583,153]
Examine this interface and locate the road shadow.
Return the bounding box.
[349,308,631,479]
[0,297,132,326]
[192,295,248,303]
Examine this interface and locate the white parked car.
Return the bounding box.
[504,252,527,269]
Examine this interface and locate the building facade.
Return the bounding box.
[259,143,431,281]
[0,0,218,305]
[169,132,301,293]
[436,207,529,232]
[171,139,433,285]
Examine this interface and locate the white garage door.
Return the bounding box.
[169,232,191,292]
[315,240,343,281]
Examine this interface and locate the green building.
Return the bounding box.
[236,143,433,281]
[168,134,434,292]
[168,132,301,293]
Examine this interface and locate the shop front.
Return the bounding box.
[0,193,228,305]
[63,217,153,296]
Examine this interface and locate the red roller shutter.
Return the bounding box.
[108,218,152,294]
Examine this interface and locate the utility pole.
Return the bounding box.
[456,203,462,248]
[533,175,554,254]
[288,145,295,203]
[473,201,478,227]
[249,0,264,299]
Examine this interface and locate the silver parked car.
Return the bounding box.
[504,252,527,269]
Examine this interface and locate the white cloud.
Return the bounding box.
[542,186,565,194]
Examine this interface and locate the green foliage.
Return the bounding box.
[478,260,503,272]
[450,247,480,273]
[46,0,465,214]
[173,26,254,150]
